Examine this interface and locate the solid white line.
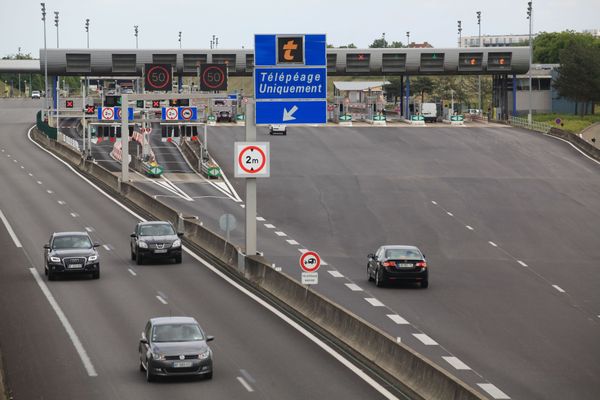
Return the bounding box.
[156,295,168,304]
[237,376,254,392]
[345,283,363,291]
[489,241,498,247]
[517,260,528,267]
[275,231,287,237]
[328,270,344,278]
[264,223,275,229]
[543,132,600,166]
[28,126,400,400]
[128,268,137,276]
[102,244,111,251]
[286,239,299,245]
[298,248,308,253]
[256,216,265,222]
[70,212,79,218]
[431,200,437,205]
[446,212,454,216]
[412,333,438,345]
[387,314,410,325]
[443,356,471,370]
[0,209,22,248]
[552,285,566,293]
[466,225,474,230]
[85,227,94,232]
[477,383,510,399]
[29,268,97,376]
[365,298,385,307]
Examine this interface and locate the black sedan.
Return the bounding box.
[139,316,214,382]
[44,232,101,280]
[367,245,428,288]
[130,221,183,264]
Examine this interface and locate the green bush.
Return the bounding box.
[532,113,600,133]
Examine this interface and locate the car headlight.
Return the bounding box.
[138,241,148,248]
[198,350,210,360]
[151,352,165,361]
[172,239,181,248]
[49,256,61,263]
[88,255,98,262]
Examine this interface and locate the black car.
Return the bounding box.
[130,221,183,264]
[44,232,101,280]
[367,245,428,288]
[216,111,232,122]
[139,316,214,382]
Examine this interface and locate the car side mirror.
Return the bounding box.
[206,335,214,342]
[93,243,100,248]
[140,337,148,344]
[177,232,184,238]
[367,253,375,260]
[130,233,136,238]
[44,244,50,250]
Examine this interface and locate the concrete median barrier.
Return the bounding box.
[547,127,600,162]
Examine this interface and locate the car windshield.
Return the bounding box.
[53,235,92,249]
[152,323,204,342]
[139,224,175,236]
[385,248,422,260]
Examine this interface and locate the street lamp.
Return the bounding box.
[477,11,482,113]
[457,20,462,47]
[178,31,182,48]
[54,11,59,48]
[85,18,89,48]
[382,32,386,47]
[134,25,139,49]
[527,1,533,124]
[41,3,49,116]
[406,31,410,48]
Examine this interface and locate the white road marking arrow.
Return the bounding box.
[283,105,298,121]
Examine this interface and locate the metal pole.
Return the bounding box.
[457,20,462,47]
[134,25,139,49]
[406,31,410,47]
[56,77,60,135]
[85,18,89,48]
[477,11,482,113]
[121,94,129,184]
[41,3,49,118]
[527,1,533,124]
[245,100,257,257]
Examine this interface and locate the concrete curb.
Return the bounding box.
[31,128,489,400]
[546,127,600,162]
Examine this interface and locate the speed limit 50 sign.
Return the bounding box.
[234,142,270,178]
[200,64,228,91]
[145,64,172,92]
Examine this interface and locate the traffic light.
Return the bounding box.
[470,58,477,65]
[136,100,144,108]
[499,58,506,65]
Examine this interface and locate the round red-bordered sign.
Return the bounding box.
[238,145,266,174]
[327,104,335,111]
[146,65,171,90]
[165,107,178,120]
[300,251,321,272]
[180,107,193,120]
[102,107,114,120]
[201,65,226,90]
[116,108,122,120]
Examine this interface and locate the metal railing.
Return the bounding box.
[508,116,552,133]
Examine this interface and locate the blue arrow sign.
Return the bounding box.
[255,68,326,100]
[255,101,326,125]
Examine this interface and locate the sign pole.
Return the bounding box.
[121,94,129,184]
[245,100,257,257]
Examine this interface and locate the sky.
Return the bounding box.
[1,0,599,57]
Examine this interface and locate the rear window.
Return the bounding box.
[385,248,422,260]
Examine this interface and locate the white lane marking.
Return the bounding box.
[517,260,528,267]
[240,204,245,208]
[446,212,454,216]
[85,227,94,232]
[489,241,498,247]
[28,126,401,400]
[264,223,275,229]
[156,295,168,305]
[321,260,328,266]
[298,248,308,253]
[387,314,410,325]
[328,270,344,278]
[128,268,137,276]
[0,209,23,248]
[466,225,474,230]
[58,200,66,205]
[431,200,437,205]
[443,356,471,370]
[237,376,254,392]
[286,239,299,245]
[345,283,363,291]
[365,298,385,307]
[29,268,98,377]
[102,245,111,251]
[37,180,43,185]
[70,212,79,218]
[552,285,566,293]
[256,216,265,222]
[477,383,510,399]
[13,159,18,163]
[543,132,600,166]
[413,333,438,345]
[47,190,54,194]
[28,173,33,177]
[240,369,256,383]
[275,231,287,237]
[6,154,10,157]
[20,166,24,169]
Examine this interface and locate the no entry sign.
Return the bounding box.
[234,142,270,178]
[300,251,321,272]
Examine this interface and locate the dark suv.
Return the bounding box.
[130,221,183,264]
[44,232,101,280]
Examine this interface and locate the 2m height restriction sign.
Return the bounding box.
[234,142,270,178]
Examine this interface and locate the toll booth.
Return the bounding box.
[332,81,389,122]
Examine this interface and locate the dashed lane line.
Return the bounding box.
[128,269,137,276]
[286,239,299,245]
[552,285,566,293]
[156,295,168,305]
[466,225,474,230]
[387,314,410,325]
[517,260,528,267]
[264,224,275,229]
[477,383,510,399]
[443,356,471,370]
[345,283,363,291]
[256,217,265,222]
[365,298,385,307]
[412,334,438,346]
[298,248,308,253]
[275,231,287,237]
[237,376,254,392]
[488,241,498,247]
[328,270,344,278]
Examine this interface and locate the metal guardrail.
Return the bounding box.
[508,116,552,133]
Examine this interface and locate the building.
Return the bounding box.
[460,34,532,48]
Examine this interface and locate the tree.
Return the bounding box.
[410,77,435,103]
[553,41,600,115]
[369,38,388,48]
[389,41,404,48]
[534,31,600,63]
[339,43,357,48]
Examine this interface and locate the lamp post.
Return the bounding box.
[457,20,462,47]
[527,1,533,124]
[134,25,139,49]
[85,18,89,48]
[54,11,59,48]
[178,31,182,48]
[382,32,386,47]
[406,31,410,48]
[477,11,482,113]
[41,3,49,116]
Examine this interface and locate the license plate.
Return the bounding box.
[397,263,413,268]
[173,361,192,368]
[68,264,82,269]
[154,249,167,254]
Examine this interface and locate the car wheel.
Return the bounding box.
[145,364,155,382]
[375,269,384,287]
[367,265,373,281]
[139,359,145,372]
[421,280,429,289]
[136,250,143,265]
[92,269,100,280]
[205,371,213,380]
[175,255,182,264]
[131,247,136,261]
[44,265,48,276]
[48,270,55,281]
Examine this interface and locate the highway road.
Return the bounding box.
[0,99,398,400]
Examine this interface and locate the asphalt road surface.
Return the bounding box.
[0,99,397,400]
